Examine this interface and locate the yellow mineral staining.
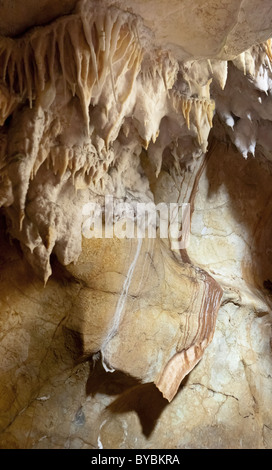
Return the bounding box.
[171,90,215,144]
[264,38,272,62]
[152,129,160,143]
[182,98,192,129]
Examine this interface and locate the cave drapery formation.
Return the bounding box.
[0,0,272,449]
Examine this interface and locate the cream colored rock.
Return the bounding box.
[0,0,217,281]
[65,235,222,401]
[0,0,272,452]
[0,139,271,448]
[120,0,272,60]
[1,0,272,61]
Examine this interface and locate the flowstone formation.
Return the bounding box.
[0,0,222,402]
[0,0,272,449]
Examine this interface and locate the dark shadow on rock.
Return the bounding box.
[62,326,86,362]
[86,356,141,397]
[105,382,168,437]
[104,374,190,437]
[85,355,189,438]
[205,128,272,304]
[51,254,78,286]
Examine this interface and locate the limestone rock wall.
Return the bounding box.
[0,135,272,448]
[0,0,272,449]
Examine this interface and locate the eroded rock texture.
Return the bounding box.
[0,0,272,449]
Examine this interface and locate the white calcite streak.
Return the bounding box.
[0,0,272,413]
[101,237,142,371]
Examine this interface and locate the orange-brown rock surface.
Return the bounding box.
[0,136,272,449]
[0,0,272,450]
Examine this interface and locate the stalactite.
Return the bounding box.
[264,38,272,62]
[171,90,215,143]
[0,2,143,131]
